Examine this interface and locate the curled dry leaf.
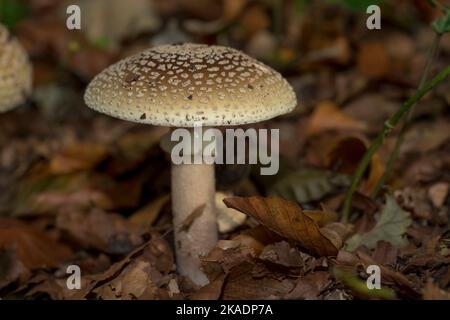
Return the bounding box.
[324,135,385,195]
[223,196,348,257]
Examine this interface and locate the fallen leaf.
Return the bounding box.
[232,225,284,255]
[284,271,331,299]
[258,241,305,276]
[129,194,170,227]
[202,242,296,300]
[372,241,398,266]
[307,101,368,136]
[56,208,144,255]
[216,192,247,233]
[93,260,159,299]
[0,218,72,271]
[222,261,295,299]
[428,182,449,208]
[423,280,450,300]
[269,168,351,204]
[356,251,420,299]
[346,195,412,251]
[0,245,30,290]
[357,41,391,79]
[224,196,345,256]
[303,204,338,226]
[75,235,174,299]
[25,189,114,216]
[49,142,109,174]
[189,274,227,300]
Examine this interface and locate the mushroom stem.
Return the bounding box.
[171,161,217,286]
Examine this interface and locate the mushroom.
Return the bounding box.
[84,43,297,285]
[0,24,32,112]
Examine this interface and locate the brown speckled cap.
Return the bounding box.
[0,24,32,112]
[84,43,297,127]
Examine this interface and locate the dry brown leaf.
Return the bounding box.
[93,260,159,299]
[129,194,170,227]
[216,192,247,233]
[324,135,368,173]
[423,280,450,300]
[284,271,331,299]
[223,196,345,256]
[324,135,385,195]
[428,182,449,208]
[303,204,338,227]
[356,251,420,299]
[75,235,174,299]
[238,4,270,38]
[26,189,114,216]
[232,225,284,255]
[258,241,304,276]
[49,142,109,174]
[0,218,73,271]
[222,260,295,300]
[189,274,227,300]
[0,246,30,290]
[56,208,144,255]
[307,101,368,136]
[357,41,391,79]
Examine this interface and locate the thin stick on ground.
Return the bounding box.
[341,65,450,223]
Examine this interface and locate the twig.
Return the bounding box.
[341,65,450,223]
[372,33,442,197]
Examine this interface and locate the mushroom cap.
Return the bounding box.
[0,24,33,112]
[84,43,297,127]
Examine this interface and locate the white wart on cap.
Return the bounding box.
[0,24,32,112]
[84,43,297,127]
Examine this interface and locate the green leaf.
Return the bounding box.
[0,0,28,29]
[346,195,411,251]
[432,9,450,34]
[268,168,351,204]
